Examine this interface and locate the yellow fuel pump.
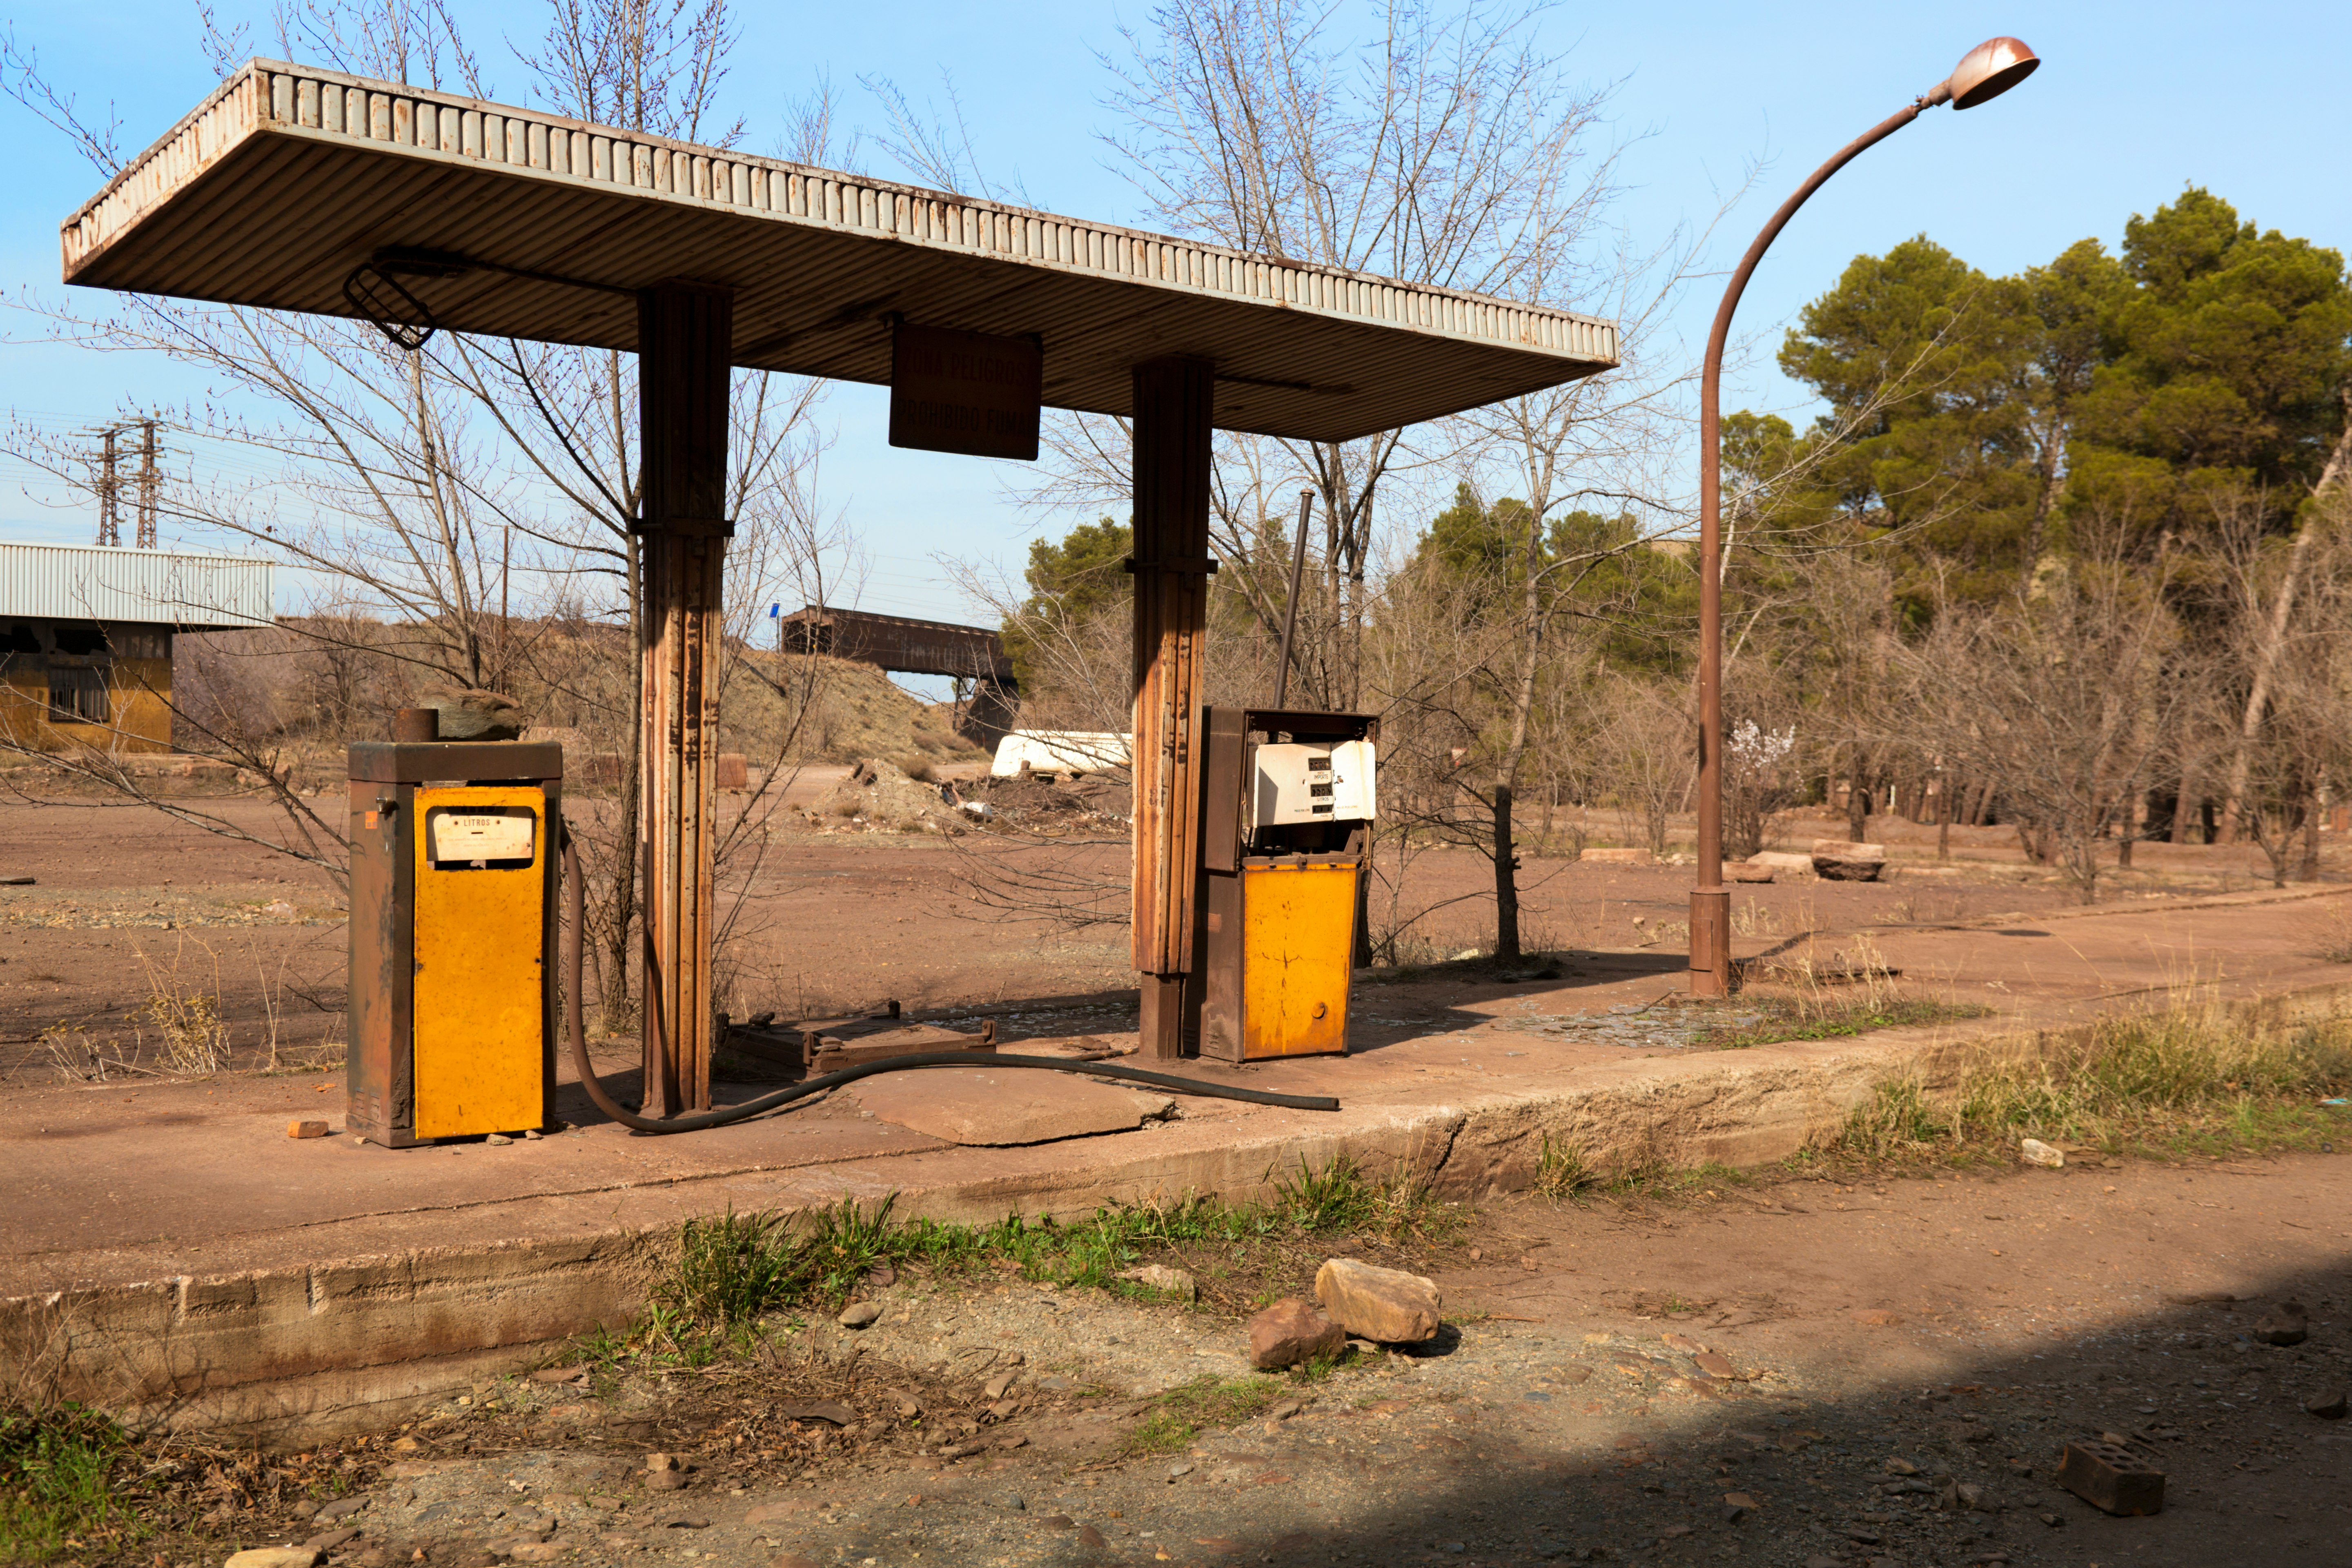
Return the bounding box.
[1195,706,1376,1061]
[347,713,561,1146]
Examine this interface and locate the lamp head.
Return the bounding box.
[1928,36,2039,109]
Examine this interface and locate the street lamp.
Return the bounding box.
[1689,37,2039,998]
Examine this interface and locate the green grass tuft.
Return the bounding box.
[0,1404,138,1564]
[1118,1376,1285,1458]
[1535,1133,1598,1203]
[618,1154,1460,1366]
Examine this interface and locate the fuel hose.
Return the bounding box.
[557,824,1341,1135]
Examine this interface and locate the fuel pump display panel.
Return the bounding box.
[429,807,536,864]
[412,787,547,1138]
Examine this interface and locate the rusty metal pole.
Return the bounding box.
[97,427,118,547]
[1130,357,1215,1060]
[1690,102,1934,998]
[637,281,733,1112]
[1690,37,2038,997]
[1272,489,1313,708]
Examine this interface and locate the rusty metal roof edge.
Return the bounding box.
[63,58,1620,371]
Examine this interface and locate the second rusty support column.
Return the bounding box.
[1129,357,1215,1060]
[637,281,733,1114]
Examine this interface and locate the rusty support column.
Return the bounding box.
[1130,357,1214,1060]
[637,281,733,1114]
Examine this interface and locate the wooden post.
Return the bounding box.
[1130,357,1214,1060]
[637,281,733,1114]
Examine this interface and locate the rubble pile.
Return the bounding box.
[809,757,967,834]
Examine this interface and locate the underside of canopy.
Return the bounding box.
[63,61,1619,443]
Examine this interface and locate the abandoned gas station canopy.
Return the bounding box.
[63,60,1618,443]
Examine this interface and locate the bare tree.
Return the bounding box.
[2208,483,2352,884]
[997,0,1626,712]
[2212,410,2352,843]
[1,0,840,1031]
[1895,525,2187,903]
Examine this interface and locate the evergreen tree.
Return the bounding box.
[1000,517,1132,687]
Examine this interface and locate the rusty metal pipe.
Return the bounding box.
[1272,488,1314,708]
[558,824,1339,1134]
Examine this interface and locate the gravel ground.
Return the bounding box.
[180,1151,2352,1568]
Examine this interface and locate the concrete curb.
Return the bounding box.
[8,978,2348,1445]
[0,1233,662,1447]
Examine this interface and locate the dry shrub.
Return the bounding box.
[133,940,230,1076]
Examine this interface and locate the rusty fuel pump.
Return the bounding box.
[344,713,1340,1147]
[346,708,560,1146]
[1183,489,1380,1062]
[1194,706,1376,1061]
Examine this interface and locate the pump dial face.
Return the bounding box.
[429,808,536,864]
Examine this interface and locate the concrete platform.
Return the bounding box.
[5,883,2349,1441]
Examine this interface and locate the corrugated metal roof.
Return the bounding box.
[62,61,1619,444]
[0,542,274,628]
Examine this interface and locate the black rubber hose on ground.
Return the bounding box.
[556,822,1341,1135]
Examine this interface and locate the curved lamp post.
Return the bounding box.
[1690,37,2039,997]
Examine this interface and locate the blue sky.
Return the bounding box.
[0,0,2341,630]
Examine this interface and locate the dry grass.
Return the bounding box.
[1812,1007,2352,1169]
[131,939,230,1076]
[2300,896,2352,965]
[731,653,984,771]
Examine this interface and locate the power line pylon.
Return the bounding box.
[136,419,158,548]
[95,427,120,546]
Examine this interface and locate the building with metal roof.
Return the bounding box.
[0,541,273,753]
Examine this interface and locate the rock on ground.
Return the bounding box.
[1314,1257,1441,1344]
[1118,1263,1199,1301]
[1247,1297,1344,1370]
[2019,1138,2066,1168]
[1810,839,1886,882]
[2254,1300,2310,1345]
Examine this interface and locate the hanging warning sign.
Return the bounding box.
[889,323,1042,461]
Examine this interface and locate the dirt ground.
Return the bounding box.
[5,790,2275,1090]
[145,1147,2352,1568]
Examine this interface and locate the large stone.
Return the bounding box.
[1810,840,1886,882]
[416,686,524,742]
[1314,1257,1441,1344]
[225,1551,323,1568]
[850,1069,1173,1146]
[1746,851,1814,874]
[2254,1300,2310,1346]
[1247,1298,1344,1370]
